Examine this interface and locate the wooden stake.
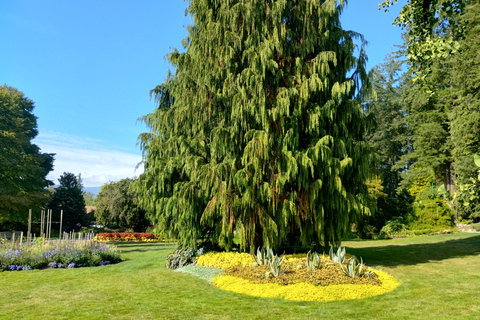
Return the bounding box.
[59,210,63,238]
[27,209,32,248]
[40,210,45,238]
[48,209,53,240]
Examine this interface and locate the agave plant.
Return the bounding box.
[252,246,275,266]
[266,254,287,278]
[329,246,346,264]
[306,250,322,270]
[340,257,373,279]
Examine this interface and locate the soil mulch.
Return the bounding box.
[221,259,381,286]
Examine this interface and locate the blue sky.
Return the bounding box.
[1,0,405,187]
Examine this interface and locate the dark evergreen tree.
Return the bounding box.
[49,172,89,232]
[449,0,480,185]
[387,1,480,221]
[0,85,54,229]
[135,0,374,252]
[359,53,411,237]
[367,53,408,196]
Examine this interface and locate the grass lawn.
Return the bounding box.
[1,233,479,319]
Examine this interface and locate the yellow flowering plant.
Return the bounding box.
[195,251,399,302]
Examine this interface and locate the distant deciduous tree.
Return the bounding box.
[83,192,96,206]
[380,0,466,79]
[95,178,150,232]
[0,85,54,229]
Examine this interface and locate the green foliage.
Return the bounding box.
[135,0,374,253]
[165,246,206,270]
[379,0,466,80]
[0,85,54,226]
[95,178,150,232]
[48,172,90,232]
[408,199,455,230]
[439,154,480,221]
[367,54,409,197]
[306,251,322,270]
[329,246,346,264]
[379,216,409,239]
[83,192,96,206]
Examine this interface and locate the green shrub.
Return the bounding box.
[379,217,410,239]
[408,199,455,229]
[165,246,206,270]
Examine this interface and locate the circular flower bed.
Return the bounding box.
[196,251,399,302]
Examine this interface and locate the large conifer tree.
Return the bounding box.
[135,0,373,251]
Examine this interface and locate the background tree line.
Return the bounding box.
[362,0,480,237]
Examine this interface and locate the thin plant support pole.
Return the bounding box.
[48,209,53,241]
[27,209,32,249]
[45,209,49,241]
[40,210,44,238]
[11,232,15,249]
[19,231,23,247]
[59,210,63,238]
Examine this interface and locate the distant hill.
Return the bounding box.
[83,187,100,197]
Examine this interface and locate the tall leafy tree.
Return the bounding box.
[380,0,466,79]
[49,172,89,232]
[95,178,150,232]
[0,85,54,228]
[135,0,374,252]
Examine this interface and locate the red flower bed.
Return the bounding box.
[95,232,159,242]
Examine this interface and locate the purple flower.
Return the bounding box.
[48,262,57,268]
[8,265,17,271]
[67,263,76,268]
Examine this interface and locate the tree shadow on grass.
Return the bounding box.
[116,242,176,254]
[346,234,480,267]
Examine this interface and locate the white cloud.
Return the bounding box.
[34,131,143,187]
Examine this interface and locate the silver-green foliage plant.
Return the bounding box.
[329,246,346,264]
[340,257,372,280]
[266,254,287,278]
[306,250,322,270]
[252,246,275,266]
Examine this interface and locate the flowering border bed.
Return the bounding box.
[196,251,399,302]
[0,241,121,272]
[94,232,160,242]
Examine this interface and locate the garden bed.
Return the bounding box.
[0,240,121,271]
[174,248,399,302]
